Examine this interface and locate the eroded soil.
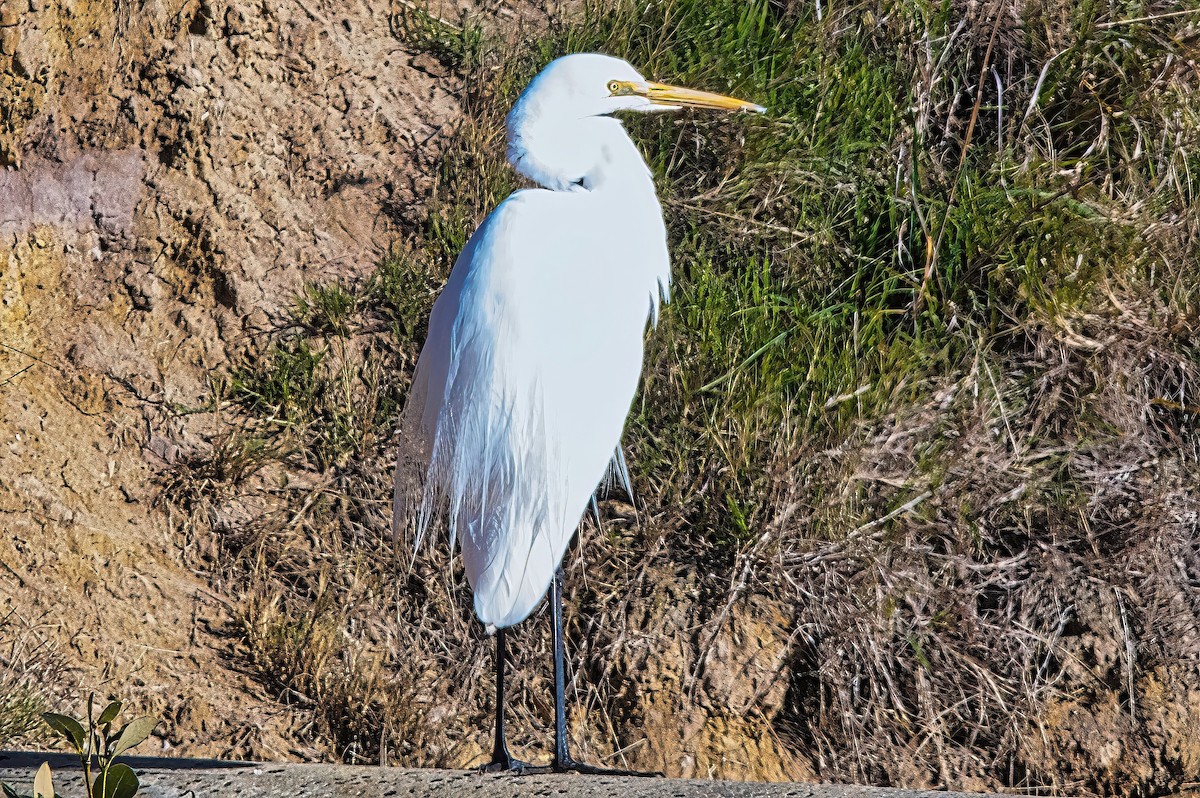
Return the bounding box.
[0,0,468,759]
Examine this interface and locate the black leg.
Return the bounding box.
[482,628,538,773]
[550,567,662,777]
[551,567,570,766]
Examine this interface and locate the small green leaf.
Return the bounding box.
[41,714,86,753]
[110,716,157,757]
[2,781,26,798]
[90,765,138,798]
[97,702,122,726]
[32,763,52,798]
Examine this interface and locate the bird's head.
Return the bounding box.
[511,53,765,121]
[506,53,763,191]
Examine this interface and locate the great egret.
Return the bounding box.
[393,52,763,773]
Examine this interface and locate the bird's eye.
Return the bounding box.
[607,80,622,95]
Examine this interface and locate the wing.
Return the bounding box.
[393,187,667,630]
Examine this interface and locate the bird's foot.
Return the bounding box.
[480,754,548,775]
[552,755,663,777]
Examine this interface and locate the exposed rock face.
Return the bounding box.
[4,0,460,387]
[0,0,462,758]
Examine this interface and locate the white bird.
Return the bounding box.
[393,52,763,773]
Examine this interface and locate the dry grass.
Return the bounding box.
[0,609,70,747]
[754,307,1200,791]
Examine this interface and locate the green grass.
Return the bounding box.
[295,282,356,338]
[390,5,486,72]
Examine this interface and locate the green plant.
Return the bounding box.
[389,5,485,71]
[40,696,157,798]
[295,281,356,337]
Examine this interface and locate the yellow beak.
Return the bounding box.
[612,80,766,113]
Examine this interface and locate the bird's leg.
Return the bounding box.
[550,566,571,767]
[550,567,661,777]
[482,628,538,774]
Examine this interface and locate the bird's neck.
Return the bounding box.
[507,116,656,196]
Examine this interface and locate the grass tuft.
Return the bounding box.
[390,5,486,72]
[0,610,69,747]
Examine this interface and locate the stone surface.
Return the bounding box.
[0,754,998,798]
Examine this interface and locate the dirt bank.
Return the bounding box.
[0,0,466,759]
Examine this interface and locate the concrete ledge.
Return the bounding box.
[0,753,996,797]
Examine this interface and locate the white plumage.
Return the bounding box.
[393,53,762,632]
